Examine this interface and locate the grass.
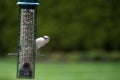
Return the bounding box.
[0,58,120,80]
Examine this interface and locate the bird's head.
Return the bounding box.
[42,35,50,43]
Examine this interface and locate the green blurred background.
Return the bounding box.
[0,0,120,80]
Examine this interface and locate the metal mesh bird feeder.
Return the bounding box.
[17,0,39,79]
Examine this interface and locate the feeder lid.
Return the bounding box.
[17,0,40,6]
[18,0,38,2]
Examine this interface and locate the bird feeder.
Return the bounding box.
[17,0,39,79]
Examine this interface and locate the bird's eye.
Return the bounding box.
[43,36,49,39]
[44,37,48,39]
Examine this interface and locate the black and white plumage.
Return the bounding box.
[36,35,50,51]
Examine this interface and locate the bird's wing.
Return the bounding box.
[36,37,48,50]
